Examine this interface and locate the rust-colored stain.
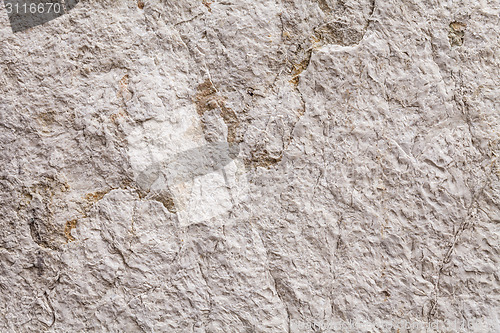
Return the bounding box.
[290,49,312,86]
[450,21,466,31]
[64,219,77,242]
[137,0,145,9]
[119,74,129,88]
[202,0,212,12]
[118,74,132,102]
[84,190,108,204]
[110,110,127,123]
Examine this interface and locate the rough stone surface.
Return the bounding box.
[0,0,499,332]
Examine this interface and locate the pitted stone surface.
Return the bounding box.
[0,0,499,332]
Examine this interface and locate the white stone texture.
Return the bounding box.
[0,0,499,332]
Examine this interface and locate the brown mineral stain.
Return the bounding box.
[84,190,108,203]
[137,0,144,9]
[290,50,312,86]
[194,79,241,143]
[118,74,132,102]
[450,21,466,31]
[449,21,466,46]
[151,191,177,213]
[110,110,127,123]
[119,74,129,88]
[202,0,212,12]
[37,111,56,127]
[64,219,77,242]
[248,153,282,168]
[194,79,218,115]
[195,80,287,168]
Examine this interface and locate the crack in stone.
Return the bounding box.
[254,227,292,332]
[427,195,482,320]
[426,73,491,320]
[43,291,56,328]
[270,269,292,333]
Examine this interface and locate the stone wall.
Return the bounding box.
[0,0,498,331]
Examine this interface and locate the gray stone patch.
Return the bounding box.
[4,0,78,33]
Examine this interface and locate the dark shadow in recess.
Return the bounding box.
[5,0,79,33]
